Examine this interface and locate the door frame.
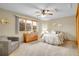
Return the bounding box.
[76,4,79,47]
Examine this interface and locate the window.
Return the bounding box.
[19,19,25,31]
[18,17,38,32]
[26,20,32,31]
[33,21,37,32]
[42,24,48,31]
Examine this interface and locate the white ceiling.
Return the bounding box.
[0,3,77,20]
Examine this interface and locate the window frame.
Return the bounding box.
[18,17,38,32]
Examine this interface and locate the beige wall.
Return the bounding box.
[0,8,76,41]
[0,9,16,36]
[39,16,76,40]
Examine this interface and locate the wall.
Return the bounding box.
[0,9,16,36]
[39,16,76,40]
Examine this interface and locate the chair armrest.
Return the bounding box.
[0,40,11,56]
[0,40,11,47]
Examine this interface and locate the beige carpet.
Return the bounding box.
[61,40,77,49]
[10,42,78,56]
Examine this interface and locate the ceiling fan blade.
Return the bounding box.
[45,13,53,15]
[49,13,53,15]
[54,8,65,12]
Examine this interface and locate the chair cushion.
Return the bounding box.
[11,41,18,46]
[8,41,19,54]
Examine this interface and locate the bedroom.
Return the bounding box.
[0,3,78,56]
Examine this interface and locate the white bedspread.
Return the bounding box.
[41,33,64,45]
[10,42,78,56]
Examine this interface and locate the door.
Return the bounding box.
[76,4,79,48]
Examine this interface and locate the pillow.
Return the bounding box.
[41,33,50,42]
[51,30,56,34]
[40,30,49,38]
[40,32,48,42]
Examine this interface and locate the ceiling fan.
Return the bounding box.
[35,9,54,16]
[27,4,57,17]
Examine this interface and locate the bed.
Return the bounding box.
[41,31,64,45]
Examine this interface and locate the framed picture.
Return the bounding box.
[26,23,32,31]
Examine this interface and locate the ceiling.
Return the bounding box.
[0,3,77,20]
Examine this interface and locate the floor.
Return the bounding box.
[61,40,77,49]
[10,40,78,56]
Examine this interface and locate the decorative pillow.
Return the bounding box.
[51,30,56,34]
[40,33,49,42]
[40,31,49,38]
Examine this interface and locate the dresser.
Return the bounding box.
[23,32,38,43]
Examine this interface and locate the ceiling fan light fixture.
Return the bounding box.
[41,14,46,17]
[35,8,55,18]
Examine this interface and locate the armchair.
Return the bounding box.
[0,36,19,56]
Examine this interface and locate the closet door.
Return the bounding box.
[76,4,79,48]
